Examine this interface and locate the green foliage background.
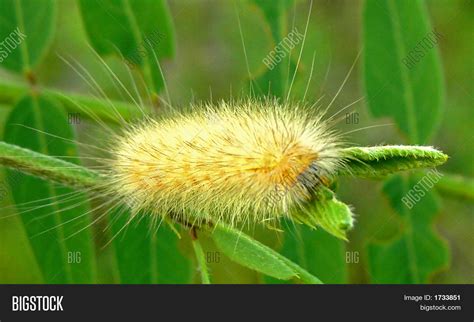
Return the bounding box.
[0,0,472,284]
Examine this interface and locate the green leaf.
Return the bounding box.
[251,0,294,98]
[3,94,96,283]
[78,0,175,93]
[363,0,444,144]
[340,145,448,178]
[211,224,322,284]
[367,174,449,283]
[293,186,354,240]
[0,0,57,73]
[251,0,293,43]
[111,211,193,284]
[268,223,347,284]
[363,0,449,284]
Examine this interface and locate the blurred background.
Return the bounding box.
[0,0,472,283]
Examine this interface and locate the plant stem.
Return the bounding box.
[0,141,101,189]
[0,80,142,123]
[191,231,211,284]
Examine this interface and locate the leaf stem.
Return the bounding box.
[191,230,211,284]
[0,80,142,123]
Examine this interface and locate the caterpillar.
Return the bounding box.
[107,98,348,231]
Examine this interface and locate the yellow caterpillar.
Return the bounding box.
[107,98,348,229]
